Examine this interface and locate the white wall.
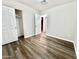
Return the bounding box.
[42,1,77,48]
[2,0,39,38]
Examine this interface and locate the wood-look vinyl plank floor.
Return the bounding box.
[2,33,76,59]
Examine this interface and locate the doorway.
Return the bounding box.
[35,14,47,35]
[15,9,24,38]
[41,17,44,32]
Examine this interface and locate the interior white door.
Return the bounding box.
[35,14,41,35]
[2,6,18,45]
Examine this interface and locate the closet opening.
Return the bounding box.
[15,9,24,38]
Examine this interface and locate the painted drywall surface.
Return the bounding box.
[42,2,77,48]
[2,0,39,38]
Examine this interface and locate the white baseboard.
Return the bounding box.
[46,33,74,43]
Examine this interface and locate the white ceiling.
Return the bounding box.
[14,0,75,11]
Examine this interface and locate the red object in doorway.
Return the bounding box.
[41,17,43,32]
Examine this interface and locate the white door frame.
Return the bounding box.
[35,14,47,35]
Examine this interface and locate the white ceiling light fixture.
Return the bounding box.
[39,0,48,5]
